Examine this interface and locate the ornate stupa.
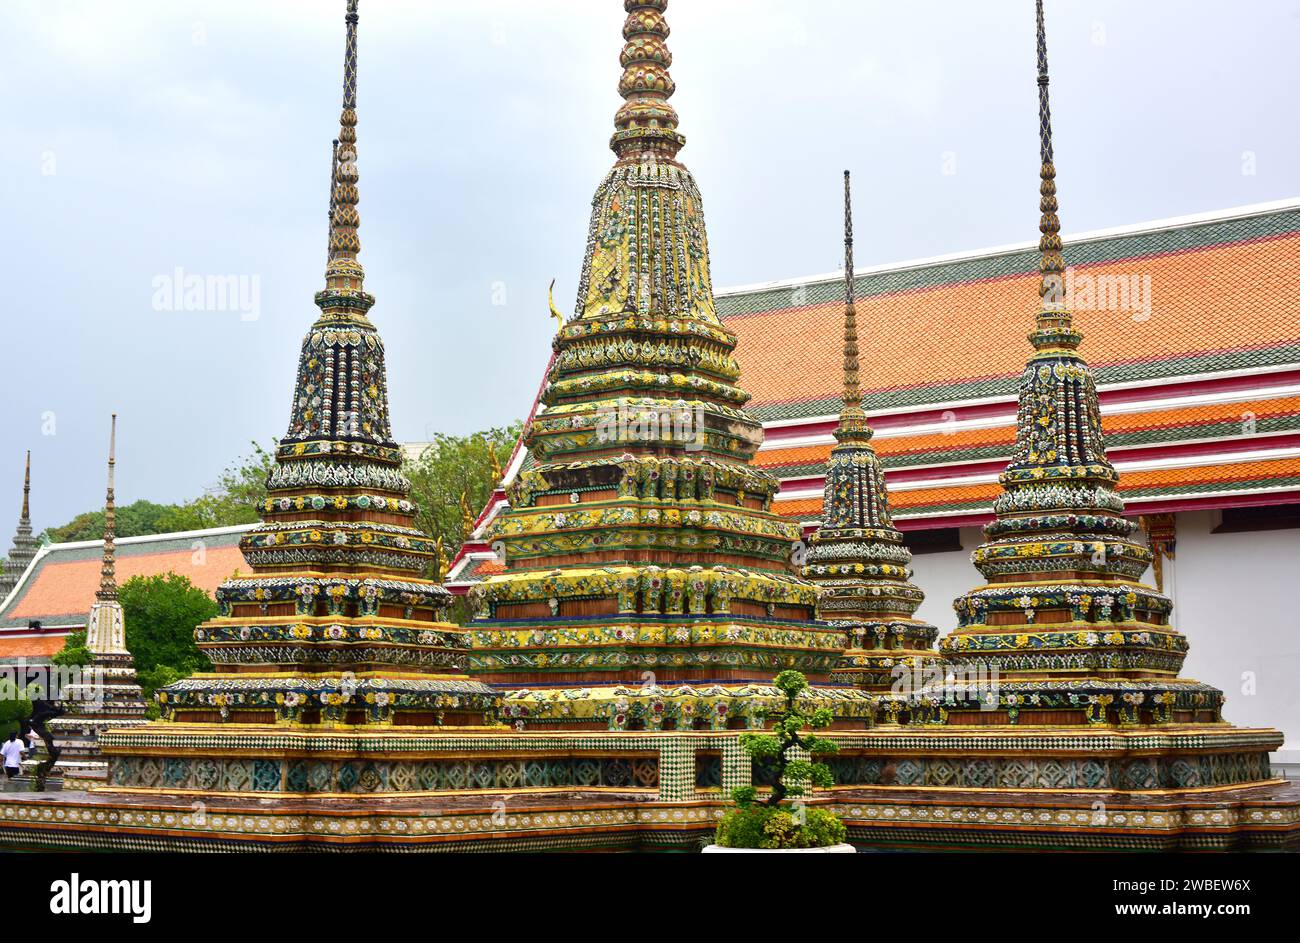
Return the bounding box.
[938,0,1228,727]
[48,416,147,783]
[0,452,39,601]
[468,0,862,730]
[137,1,497,733]
[801,173,939,694]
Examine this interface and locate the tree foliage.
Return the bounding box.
[714,670,846,849]
[119,573,215,675]
[50,629,90,668]
[43,500,176,543]
[404,423,522,577]
[49,575,215,719]
[739,670,838,808]
[0,677,35,738]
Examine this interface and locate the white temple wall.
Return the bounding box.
[1171,510,1299,763]
[908,527,985,635]
[906,515,1300,768]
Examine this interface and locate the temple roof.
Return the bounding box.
[722,199,1300,419]
[0,524,250,658]
[449,198,1300,586]
[735,199,1300,526]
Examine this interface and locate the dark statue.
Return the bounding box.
[27,699,64,791]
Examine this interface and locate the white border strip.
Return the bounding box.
[760,381,1300,452]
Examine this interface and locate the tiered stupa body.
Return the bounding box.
[0,452,39,601]
[49,417,147,784]
[801,174,940,695]
[939,1,1223,727]
[469,0,861,730]
[149,3,496,732]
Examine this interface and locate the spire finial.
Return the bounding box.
[323,0,365,291]
[842,170,858,405]
[97,414,118,601]
[1031,0,1078,351]
[20,451,30,525]
[834,170,871,445]
[612,0,685,158]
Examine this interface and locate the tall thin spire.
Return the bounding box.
[322,0,365,292]
[0,451,38,599]
[286,0,390,452]
[1031,0,1077,351]
[51,410,144,778]
[835,171,871,444]
[97,414,117,602]
[20,451,30,526]
[612,0,685,158]
[798,170,936,692]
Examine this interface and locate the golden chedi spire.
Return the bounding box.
[21,450,30,525]
[470,1,855,728]
[570,1,719,327]
[611,0,684,159]
[322,0,366,298]
[86,415,128,655]
[1029,0,1080,355]
[802,173,938,695]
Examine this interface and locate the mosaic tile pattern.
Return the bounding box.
[110,755,660,794]
[822,750,1272,790]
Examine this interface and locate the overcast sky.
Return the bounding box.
[6,0,1298,534]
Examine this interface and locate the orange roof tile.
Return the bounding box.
[0,636,67,658]
[726,231,1300,412]
[6,545,245,623]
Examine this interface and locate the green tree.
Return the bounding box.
[119,573,216,675]
[0,677,34,738]
[404,423,521,567]
[43,499,174,543]
[713,671,846,849]
[738,670,838,807]
[50,629,91,668]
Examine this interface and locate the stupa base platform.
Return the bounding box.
[0,723,1293,851]
[0,778,1295,853]
[833,781,1300,852]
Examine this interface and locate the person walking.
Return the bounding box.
[1,731,25,779]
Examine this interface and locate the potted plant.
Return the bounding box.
[704,670,853,852]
